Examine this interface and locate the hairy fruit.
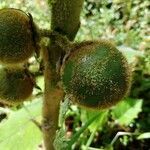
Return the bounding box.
[0,8,36,65]
[61,40,131,109]
[0,68,34,105]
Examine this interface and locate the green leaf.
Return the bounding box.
[67,113,101,149]
[82,110,109,149]
[137,132,150,140]
[81,110,108,132]
[0,98,42,150]
[36,76,44,91]
[111,98,143,126]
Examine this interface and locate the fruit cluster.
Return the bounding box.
[0,8,131,109]
[0,8,36,105]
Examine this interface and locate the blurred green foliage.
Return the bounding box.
[0,0,149,150]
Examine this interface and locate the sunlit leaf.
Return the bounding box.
[137,132,150,140]
[0,98,42,150]
[111,98,143,126]
[81,110,108,132]
[67,113,101,149]
[118,45,144,63]
[36,76,44,91]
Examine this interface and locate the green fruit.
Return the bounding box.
[0,68,34,105]
[0,8,36,65]
[61,40,131,109]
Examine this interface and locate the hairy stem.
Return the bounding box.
[39,29,72,52]
[42,0,84,150]
[42,46,64,150]
[50,0,84,41]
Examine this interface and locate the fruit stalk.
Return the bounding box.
[42,0,84,149]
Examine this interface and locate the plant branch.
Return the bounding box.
[50,0,84,41]
[42,46,64,150]
[42,0,84,150]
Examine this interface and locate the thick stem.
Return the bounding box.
[42,0,84,150]
[42,46,64,150]
[50,0,84,41]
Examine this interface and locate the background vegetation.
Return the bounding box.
[0,0,149,150]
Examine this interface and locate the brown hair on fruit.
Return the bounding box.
[0,8,37,65]
[61,40,131,109]
[0,67,34,105]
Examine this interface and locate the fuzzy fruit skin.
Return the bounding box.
[0,68,34,105]
[61,40,131,109]
[0,8,36,65]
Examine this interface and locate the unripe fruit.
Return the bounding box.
[0,68,34,105]
[61,40,131,109]
[0,8,36,65]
